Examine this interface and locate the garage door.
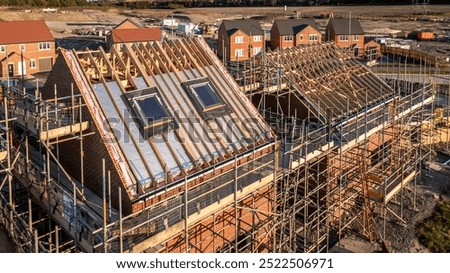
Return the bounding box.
[38,58,53,72]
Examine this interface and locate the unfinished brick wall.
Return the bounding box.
[42,54,133,214]
[165,182,274,253]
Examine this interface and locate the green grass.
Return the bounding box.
[419,200,450,253]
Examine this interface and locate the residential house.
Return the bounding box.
[325,18,365,56]
[42,38,276,252]
[0,20,56,78]
[107,28,162,50]
[107,18,162,50]
[270,19,322,50]
[363,37,381,61]
[218,19,265,62]
[114,18,143,30]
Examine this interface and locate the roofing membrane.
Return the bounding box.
[72,38,273,194]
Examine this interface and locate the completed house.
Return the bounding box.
[270,19,322,50]
[114,18,143,30]
[0,20,56,78]
[107,19,162,50]
[325,18,365,56]
[218,19,264,62]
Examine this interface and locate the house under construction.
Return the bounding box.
[0,38,448,253]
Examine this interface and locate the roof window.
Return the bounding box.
[124,87,175,136]
[182,78,228,118]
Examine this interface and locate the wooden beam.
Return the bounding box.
[39,121,90,141]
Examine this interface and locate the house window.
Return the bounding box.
[134,95,169,123]
[235,36,244,43]
[125,87,175,137]
[190,83,222,109]
[309,34,318,41]
[299,34,304,41]
[38,42,51,51]
[353,35,359,41]
[339,35,348,41]
[20,44,25,52]
[253,35,262,42]
[284,35,293,41]
[30,59,36,69]
[0,45,5,53]
[235,49,244,58]
[182,78,228,118]
[253,47,261,55]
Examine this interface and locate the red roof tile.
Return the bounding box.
[0,20,54,45]
[111,28,162,43]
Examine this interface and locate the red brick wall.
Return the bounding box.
[0,41,56,77]
[325,25,365,56]
[279,35,295,50]
[271,25,322,50]
[334,34,364,52]
[364,40,381,58]
[417,32,434,41]
[295,26,322,46]
[115,21,140,30]
[218,27,263,62]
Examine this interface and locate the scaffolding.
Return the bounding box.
[235,42,441,252]
[0,39,449,253]
[0,38,279,253]
[0,82,102,252]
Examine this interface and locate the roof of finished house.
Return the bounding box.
[0,20,54,45]
[110,28,162,43]
[57,38,274,199]
[114,18,144,30]
[221,19,264,36]
[327,18,364,35]
[272,19,320,35]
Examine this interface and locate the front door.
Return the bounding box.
[353,46,360,57]
[8,64,14,77]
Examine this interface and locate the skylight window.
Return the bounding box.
[182,78,229,118]
[134,95,168,123]
[124,87,175,137]
[190,83,221,109]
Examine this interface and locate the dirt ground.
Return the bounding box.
[1,5,450,37]
[335,152,450,253]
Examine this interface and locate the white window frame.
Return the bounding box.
[340,35,348,41]
[20,44,25,52]
[284,35,293,41]
[309,34,318,41]
[235,49,244,57]
[253,47,261,55]
[38,42,51,51]
[253,35,262,42]
[0,45,6,53]
[30,59,36,69]
[235,36,244,44]
[353,35,359,41]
